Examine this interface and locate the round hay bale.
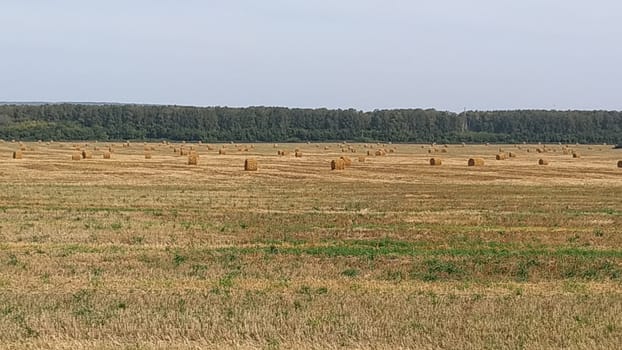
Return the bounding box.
[12,150,23,159]
[244,158,258,171]
[468,158,485,166]
[103,151,111,159]
[144,152,152,159]
[375,150,385,156]
[340,156,352,166]
[618,160,622,168]
[367,150,373,156]
[219,149,226,155]
[358,156,366,162]
[188,153,198,165]
[508,152,516,158]
[536,148,544,153]
[495,153,508,160]
[295,151,302,158]
[324,146,329,150]
[429,158,442,166]
[572,152,580,158]
[538,159,549,165]
[331,159,345,170]
[72,152,81,161]
[81,150,92,159]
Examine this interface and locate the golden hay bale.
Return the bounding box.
[180,149,189,156]
[468,158,485,166]
[538,159,549,165]
[536,148,544,153]
[219,149,226,155]
[295,151,302,157]
[340,156,352,166]
[508,152,516,158]
[495,153,508,160]
[72,152,81,161]
[244,158,258,171]
[12,150,23,159]
[273,144,278,148]
[324,146,329,150]
[188,153,198,165]
[429,157,442,166]
[103,151,111,159]
[388,149,395,153]
[572,152,580,158]
[618,160,622,168]
[440,148,447,153]
[81,150,92,159]
[375,150,385,156]
[367,150,373,156]
[145,152,152,159]
[331,159,345,170]
[358,156,366,162]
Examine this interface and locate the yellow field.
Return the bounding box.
[1,141,621,349]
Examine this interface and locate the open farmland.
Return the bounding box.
[1,141,622,349]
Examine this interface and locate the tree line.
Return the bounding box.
[0,104,620,144]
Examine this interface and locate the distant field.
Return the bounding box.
[1,141,621,349]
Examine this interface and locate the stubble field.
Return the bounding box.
[1,141,621,349]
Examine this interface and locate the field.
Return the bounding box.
[1,141,622,349]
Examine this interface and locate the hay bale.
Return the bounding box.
[429,157,442,166]
[430,158,443,165]
[375,150,385,156]
[219,149,226,155]
[188,153,198,165]
[618,160,622,168]
[495,153,508,160]
[180,149,189,156]
[538,159,549,165]
[572,152,580,158]
[145,152,152,159]
[340,156,352,166]
[508,152,516,158]
[358,156,366,162]
[244,158,258,171]
[331,159,345,170]
[468,158,485,166]
[367,150,373,156]
[103,151,111,159]
[12,150,23,159]
[295,151,302,157]
[324,146,329,150]
[536,148,544,153]
[72,152,81,161]
[81,150,92,159]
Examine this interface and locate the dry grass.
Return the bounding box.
[0,142,621,349]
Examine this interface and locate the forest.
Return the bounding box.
[0,104,620,143]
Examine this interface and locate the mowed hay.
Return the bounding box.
[72,152,81,161]
[103,151,111,159]
[12,150,23,159]
[538,159,549,165]
[81,150,92,159]
[340,156,352,166]
[188,153,198,165]
[331,159,345,170]
[244,158,258,171]
[429,157,442,166]
[468,158,485,166]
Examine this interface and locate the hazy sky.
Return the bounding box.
[1,0,621,111]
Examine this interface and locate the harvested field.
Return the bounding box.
[0,142,621,349]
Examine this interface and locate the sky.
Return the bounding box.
[1,0,621,112]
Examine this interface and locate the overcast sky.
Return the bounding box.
[1,0,621,111]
